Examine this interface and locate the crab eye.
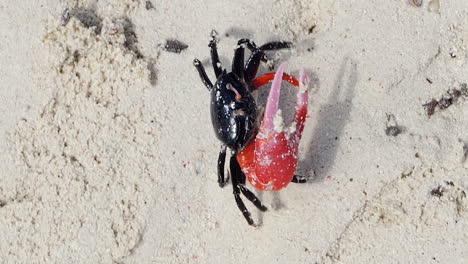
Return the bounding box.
[226,83,242,101]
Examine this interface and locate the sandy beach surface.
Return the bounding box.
[1,0,468,263]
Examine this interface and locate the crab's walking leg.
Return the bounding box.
[243,40,293,85]
[241,39,263,83]
[217,144,227,187]
[237,169,267,211]
[239,186,268,211]
[230,155,255,226]
[232,39,247,79]
[259,41,292,51]
[193,59,213,91]
[209,35,223,78]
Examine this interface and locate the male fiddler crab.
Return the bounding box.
[193,35,309,226]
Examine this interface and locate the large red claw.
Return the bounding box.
[238,63,309,190]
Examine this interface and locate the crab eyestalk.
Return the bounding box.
[238,63,309,190]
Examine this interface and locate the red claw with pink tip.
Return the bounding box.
[238,63,309,190]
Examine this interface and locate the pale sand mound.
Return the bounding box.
[3,18,155,263]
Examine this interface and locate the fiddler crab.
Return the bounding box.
[193,35,309,226]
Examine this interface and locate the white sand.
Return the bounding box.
[1,0,467,263]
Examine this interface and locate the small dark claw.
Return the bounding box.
[291,174,308,183]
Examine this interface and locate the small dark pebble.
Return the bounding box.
[400,169,413,179]
[308,25,316,34]
[60,8,71,26]
[461,85,468,96]
[439,97,453,110]
[438,97,453,109]
[423,84,468,117]
[385,126,401,136]
[73,50,80,63]
[449,89,462,99]
[145,1,154,10]
[423,99,438,117]
[423,83,468,117]
[162,39,189,53]
[431,186,444,197]
[410,0,423,7]
[426,78,433,84]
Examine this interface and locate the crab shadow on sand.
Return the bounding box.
[263,57,358,216]
[299,57,358,182]
[253,58,357,224]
